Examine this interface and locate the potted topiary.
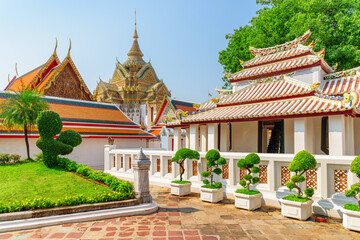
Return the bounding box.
[343,156,360,231]
[235,153,262,210]
[200,149,227,203]
[280,150,316,220]
[170,148,199,196]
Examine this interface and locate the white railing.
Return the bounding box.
[105,148,358,218]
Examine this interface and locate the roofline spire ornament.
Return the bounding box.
[135,9,137,30]
[67,38,72,58]
[15,63,18,76]
[53,38,58,56]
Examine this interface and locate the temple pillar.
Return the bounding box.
[220,123,229,152]
[294,118,314,154]
[328,115,354,156]
[189,124,199,151]
[173,127,182,151]
[200,125,207,152]
[208,123,218,150]
[185,128,190,148]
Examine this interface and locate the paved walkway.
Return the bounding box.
[1,185,360,240]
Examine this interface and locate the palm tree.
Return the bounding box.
[0,89,49,160]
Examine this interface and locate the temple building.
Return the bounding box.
[167,30,360,157]
[93,19,170,129]
[5,41,93,101]
[148,96,197,149]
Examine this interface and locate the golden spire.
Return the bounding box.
[123,9,145,68]
[15,63,18,76]
[67,38,72,58]
[53,38,58,55]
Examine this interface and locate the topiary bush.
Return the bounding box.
[171,148,200,182]
[237,153,261,194]
[201,149,227,189]
[345,156,360,209]
[285,150,317,201]
[36,111,82,168]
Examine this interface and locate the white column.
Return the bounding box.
[104,145,116,171]
[208,123,218,150]
[220,123,229,152]
[185,128,190,148]
[294,118,314,154]
[200,125,207,152]
[189,124,199,150]
[329,115,345,156]
[345,116,355,155]
[173,127,182,151]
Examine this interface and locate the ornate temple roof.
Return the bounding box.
[219,76,311,106]
[230,30,333,83]
[0,92,154,139]
[321,76,360,96]
[4,42,93,100]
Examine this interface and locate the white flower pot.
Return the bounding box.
[170,182,192,196]
[200,187,223,203]
[342,208,360,231]
[280,198,313,220]
[234,192,262,210]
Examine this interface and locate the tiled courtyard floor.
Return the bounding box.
[1,185,360,240]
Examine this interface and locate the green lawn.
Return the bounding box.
[0,161,115,203]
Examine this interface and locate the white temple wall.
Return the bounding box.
[232,80,252,92]
[231,121,258,152]
[284,119,294,153]
[292,66,326,85]
[354,118,360,156]
[0,137,147,170]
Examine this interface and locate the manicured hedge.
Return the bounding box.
[0,158,134,213]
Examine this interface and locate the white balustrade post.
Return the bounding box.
[208,123,218,150]
[132,148,152,203]
[104,145,116,171]
[197,158,202,182]
[149,155,154,175]
[319,162,328,199]
[173,127,182,151]
[228,157,235,186]
[190,124,199,150]
[160,155,165,177]
[268,160,276,191]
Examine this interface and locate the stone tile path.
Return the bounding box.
[1,185,360,239]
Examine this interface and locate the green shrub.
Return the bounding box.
[235,189,260,195]
[10,154,21,162]
[171,148,199,182]
[285,150,317,200]
[0,154,10,164]
[236,153,261,193]
[345,156,360,208]
[36,110,82,167]
[201,149,226,189]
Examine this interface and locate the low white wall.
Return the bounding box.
[106,149,358,219]
[0,137,147,169]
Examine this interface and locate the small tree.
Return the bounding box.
[237,153,261,192]
[171,148,199,182]
[0,90,49,160]
[201,149,227,188]
[285,150,317,199]
[345,156,360,208]
[36,110,82,167]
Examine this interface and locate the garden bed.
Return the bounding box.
[0,160,134,214]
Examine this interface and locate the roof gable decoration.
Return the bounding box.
[249,30,311,58]
[324,66,360,80]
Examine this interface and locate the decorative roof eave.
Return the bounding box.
[230,57,332,83]
[167,95,355,127]
[249,30,312,57]
[116,60,131,78]
[152,96,174,126]
[324,66,360,80]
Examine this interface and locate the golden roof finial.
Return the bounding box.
[53,38,58,55]
[135,9,137,30]
[67,38,72,58]
[15,63,18,76]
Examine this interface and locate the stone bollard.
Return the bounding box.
[104,145,116,171]
[132,148,152,203]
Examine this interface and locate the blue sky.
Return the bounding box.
[0,0,262,104]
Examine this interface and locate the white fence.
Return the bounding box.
[105,147,358,218]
